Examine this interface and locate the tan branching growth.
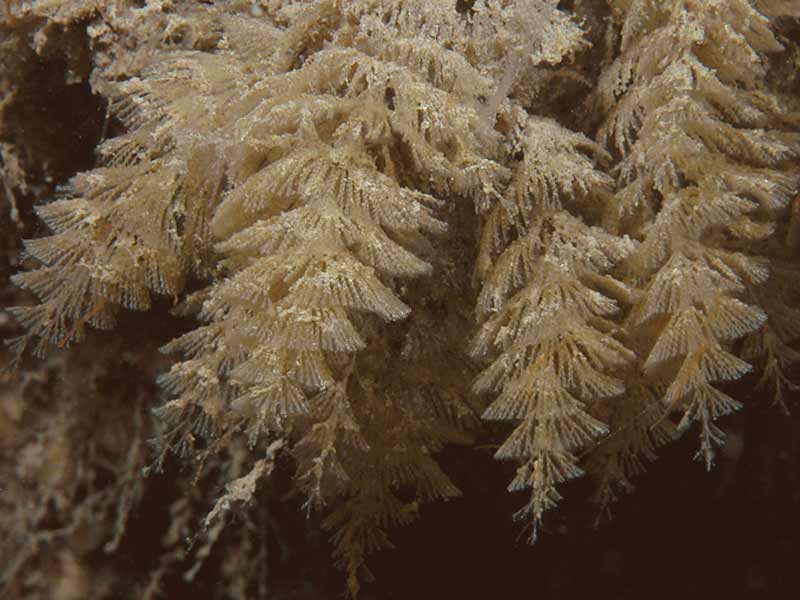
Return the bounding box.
[586,0,800,511]
[155,1,559,589]
[471,118,637,539]
[5,0,800,596]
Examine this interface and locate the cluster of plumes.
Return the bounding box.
[6,0,800,596]
[584,0,800,514]
[150,1,579,589]
[5,0,237,357]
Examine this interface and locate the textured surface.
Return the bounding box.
[2,1,799,598]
